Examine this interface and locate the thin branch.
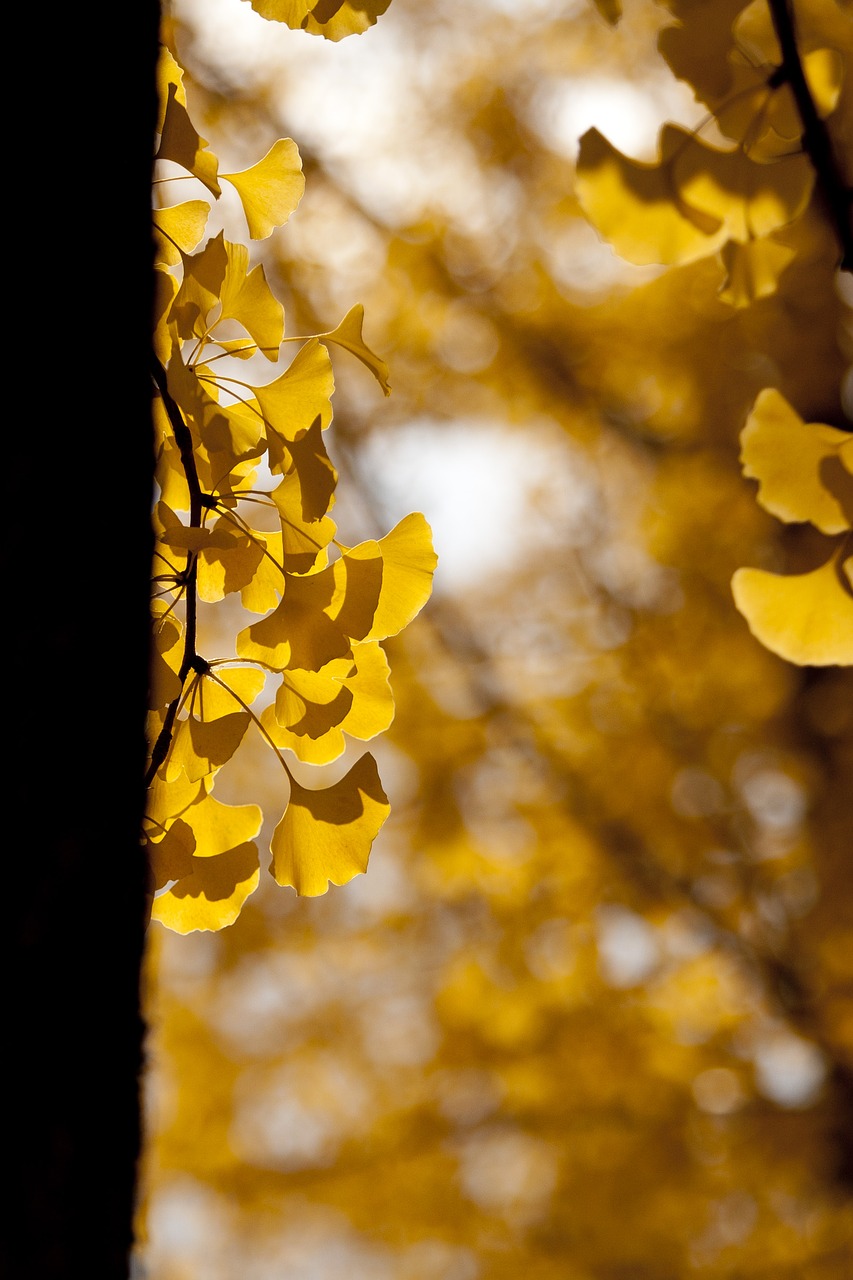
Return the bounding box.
[146,357,205,786]
[768,0,853,270]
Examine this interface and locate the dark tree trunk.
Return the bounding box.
[11,7,160,1276]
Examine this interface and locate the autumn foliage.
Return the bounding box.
[140,1,853,1276]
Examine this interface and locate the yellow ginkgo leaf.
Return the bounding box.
[153,267,179,366]
[156,83,221,197]
[263,662,355,764]
[222,138,305,240]
[339,641,394,740]
[241,0,313,27]
[236,564,349,671]
[576,125,729,266]
[732,554,853,666]
[171,233,229,340]
[302,0,393,40]
[196,521,266,604]
[149,613,183,710]
[156,44,188,133]
[165,711,251,782]
[718,238,796,307]
[148,817,197,891]
[253,339,335,452]
[181,792,264,858]
[216,241,285,359]
[153,201,210,266]
[242,0,391,40]
[240,529,286,616]
[193,667,267,720]
[673,138,813,244]
[272,471,337,573]
[317,304,391,395]
[150,842,260,933]
[269,752,390,896]
[285,415,339,521]
[740,389,853,534]
[145,775,207,838]
[333,512,438,642]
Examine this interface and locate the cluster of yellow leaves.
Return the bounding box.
[580,0,852,668]
[733,389,853,664]
[148,32,435,932]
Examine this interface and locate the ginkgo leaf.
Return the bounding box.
[150,842,260,933]
[222,139,305,240]
[166,711,251,782]
[240,529,287,615]
[285,414,339,521]
[158,523,240,555]
[332,513,438,642]
[576,126,728,266]
[732,554,853,666]
[253,339,335,452]
[673,139,813,244]
[302,0,393,40]
[269,752,389,896]
[193,667,267,720]
[217,242,285,359]
[156,43,188,133]
[153,201,210,266]
[149,613,184,710]
[317,304,391,395]
[658,0,742,102]
[272,470,337,573]
[740,389,853,534]
[156,82,221,197]
[181,792,264,858]
[245,0,392,40]
[153,267,179,366]
[718,238,796,307]
[147,818,196,890]
[197,525,265,603]
[339,641,394,739]
[241,0,313,27]
[145,774,207,837]
[168,356,265,465]
[236,563,349,670]
[263,662,355,764]
[171,234,229,340]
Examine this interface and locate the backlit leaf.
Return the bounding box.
[732,554,853,666]
[317,304,391,395]
[156,82,221,197]
[253,339,335,453]
[222,139,305,240]
[153,201,210,266]
[740,389,853,534]
[269,752,390,896]
[150,842,260,933]
[166,711,251,782]
[576,126,728,266]
[718,238,796,307]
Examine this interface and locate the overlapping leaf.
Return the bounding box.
[733,390,853,666]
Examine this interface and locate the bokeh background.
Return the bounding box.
[139,1,853,1276]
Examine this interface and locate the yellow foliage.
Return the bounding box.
[139,3,853,1278]
[148,24,435,928]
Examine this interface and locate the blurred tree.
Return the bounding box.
[138,1,852,1277]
